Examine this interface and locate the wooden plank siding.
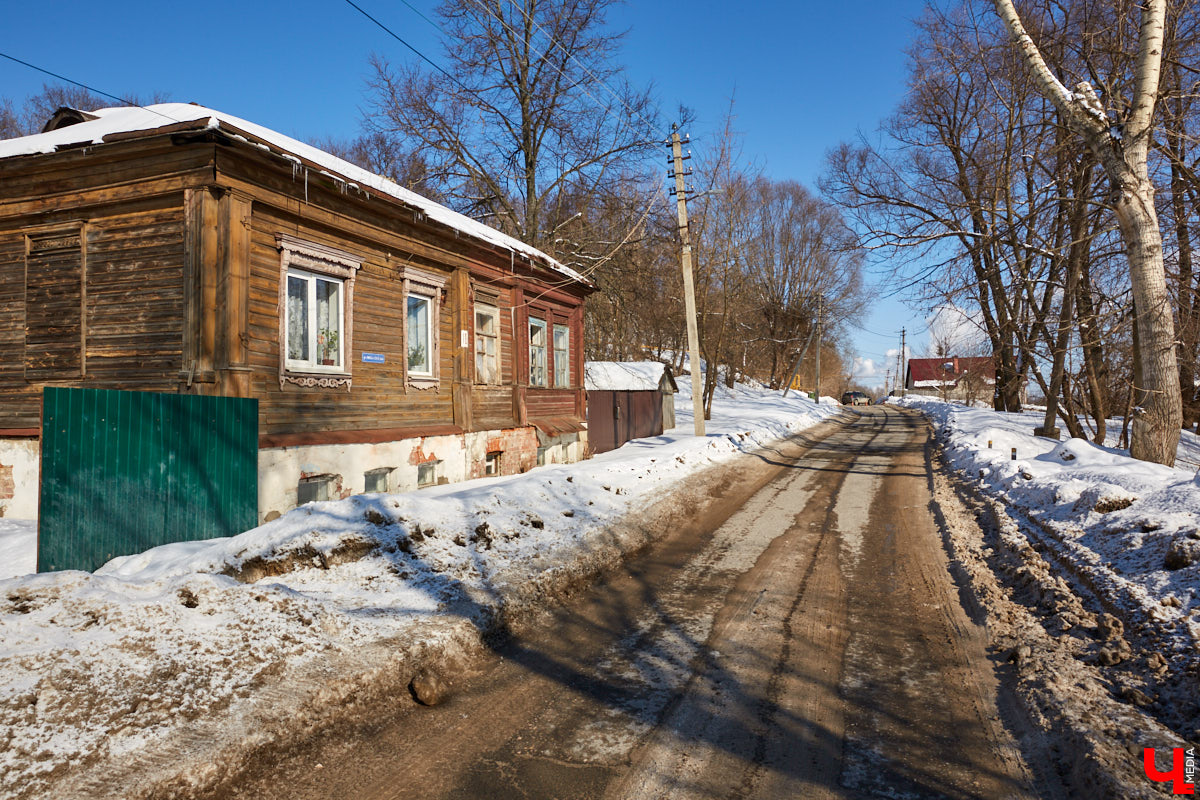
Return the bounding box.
[0,199,187,429]
[218,140,589,445]
[0,232,36,428]
[0,130,592,444]
[23,230,83,380]
[85,208,186,387]
[244,204,460,438]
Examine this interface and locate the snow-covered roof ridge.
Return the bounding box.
[584,361,675,392]
[0,103,585,285]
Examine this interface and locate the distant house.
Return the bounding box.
[905,356,996,404]
[585,362,678,454]
[0,103,593,522]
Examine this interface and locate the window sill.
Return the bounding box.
[281,370,352,390]
[407,375,440,392]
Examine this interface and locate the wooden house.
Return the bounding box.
[0,103,592,522]
[585,362,678,454]
[904,356,998,405]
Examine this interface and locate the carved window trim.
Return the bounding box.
[400,265,447,391]
[277,234,361,391]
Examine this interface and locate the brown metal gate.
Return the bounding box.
[587,390,664,454]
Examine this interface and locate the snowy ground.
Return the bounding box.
[0,520,36,581]
[898,396,1200,640]
[898,395,1200,793]
[0,378,840,799]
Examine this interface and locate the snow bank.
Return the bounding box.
[0,378,836,797]
[0,520,35,581]
[900,396,1200,657]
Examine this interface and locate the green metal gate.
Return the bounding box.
[38,387,258,572]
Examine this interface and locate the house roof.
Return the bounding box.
[907,356,994,388]
[585,362,676,392]
[0,103,586,286]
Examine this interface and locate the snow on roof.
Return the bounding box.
[0,103,585,285]
[585,361,674,392]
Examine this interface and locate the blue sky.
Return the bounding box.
[1,0,933,389]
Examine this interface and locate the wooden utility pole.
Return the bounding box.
[899,327,907,398]
[813,298,823,401]
[669,125,704,436]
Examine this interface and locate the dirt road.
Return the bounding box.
[218,406,1041,799]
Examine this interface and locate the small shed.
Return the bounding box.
[585,362,678,454]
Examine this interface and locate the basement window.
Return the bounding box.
[484,451,501,476]
[297,474,337,505]
[364,467,393,494]
[417,461,440,488]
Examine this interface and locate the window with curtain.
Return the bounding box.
[286,269,343,370]
[407,293,433,376]
[276,234,360,390]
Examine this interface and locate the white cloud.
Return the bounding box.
[926,303,988,355]
[854,357,879,379]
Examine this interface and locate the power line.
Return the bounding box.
[391,0,441,29]
[0,50,180,124]
[341,0,476,96]
[847,320,899,338]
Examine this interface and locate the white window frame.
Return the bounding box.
[277,235,361,390]
[529,317,548,387]
[475,302,501,384]
[285,268,345,373]
[399,266,447,391]
[407,292,435,378]
[552,323,570,388]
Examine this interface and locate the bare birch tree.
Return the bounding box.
[992,0,1182,464]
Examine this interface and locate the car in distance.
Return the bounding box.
[840,391,871,406]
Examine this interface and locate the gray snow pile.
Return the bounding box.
[0,378,837,799]
[902,395,1200,794]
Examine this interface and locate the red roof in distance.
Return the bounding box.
[906,356,994,386]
